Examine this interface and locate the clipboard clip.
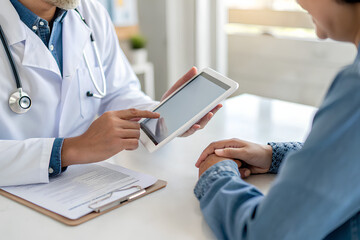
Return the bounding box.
[88,185,146,213]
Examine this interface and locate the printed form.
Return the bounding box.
[1,162,157,220]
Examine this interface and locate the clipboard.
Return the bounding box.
[0,179,167,226]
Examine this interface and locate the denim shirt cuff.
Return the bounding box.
[267,142,303,174]
[267,142,281,174]
[49,138,65,177]
[194,160,240,200]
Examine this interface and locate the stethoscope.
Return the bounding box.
[0,9,106,115]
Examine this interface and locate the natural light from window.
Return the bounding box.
[226,0,317,40]
[226,0,302,11]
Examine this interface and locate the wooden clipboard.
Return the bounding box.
[0,179,167,226]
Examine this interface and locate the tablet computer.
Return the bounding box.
[140,68,239,152]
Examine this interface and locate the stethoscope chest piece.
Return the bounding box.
[9,88,31,114]
[1,9,106,115]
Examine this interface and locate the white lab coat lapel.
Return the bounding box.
[62,10,92,79]
[21,31,61,77]
[1,0,61,77]
[0,1,26,45]
[58,9,92,136]
[60,9,91,103]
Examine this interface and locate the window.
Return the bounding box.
[225,0,356,106]
[227,0,302,11]
[226,0,316,40]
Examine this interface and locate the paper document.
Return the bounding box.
[1,162,157,220]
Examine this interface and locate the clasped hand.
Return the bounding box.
[61,67,221,167]
[196,139,273,178]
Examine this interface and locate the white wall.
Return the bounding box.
[196,0,227,74]
[137,0,226,100]
[228,34,357,106]
[137,0,197,100]
[137,0,168,100]
[166,0,196,88]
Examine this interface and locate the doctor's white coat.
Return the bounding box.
[0,0,155,186]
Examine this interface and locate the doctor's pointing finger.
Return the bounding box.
[0,0,218,187]
[61,109,160,168]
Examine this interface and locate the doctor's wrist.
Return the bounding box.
[61,137,84,167]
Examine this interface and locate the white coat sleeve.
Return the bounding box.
[0,138,54,187]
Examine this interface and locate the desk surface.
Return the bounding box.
[0,94,316,240]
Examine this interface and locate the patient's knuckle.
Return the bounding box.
[209,142,217,148]
[129,108,138,115]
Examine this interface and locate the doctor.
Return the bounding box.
[0,0,220,187]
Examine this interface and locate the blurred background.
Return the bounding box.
[97,0,357,106]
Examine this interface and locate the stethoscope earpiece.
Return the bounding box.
[9,88,31,114]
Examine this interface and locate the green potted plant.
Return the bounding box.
[130,34,147,65]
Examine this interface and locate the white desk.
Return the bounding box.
[0,94,316,240]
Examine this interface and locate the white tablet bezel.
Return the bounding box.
[139,67,239,153]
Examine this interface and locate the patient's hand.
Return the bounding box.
[196,139,273,177]
[199,154,245,178]
[199,154,233,177]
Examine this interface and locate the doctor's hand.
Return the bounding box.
[161,67,222,137]
[61,109,160,167]
[196,139,273,178]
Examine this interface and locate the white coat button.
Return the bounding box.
[49,45,54,51]
[39,21,44,26]
[48,168,54,174]
[32,25,38,31]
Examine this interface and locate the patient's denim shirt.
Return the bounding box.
[194,48,360,239]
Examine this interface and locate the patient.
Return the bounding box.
[194,0,360,239]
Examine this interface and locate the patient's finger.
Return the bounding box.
[239,168,251,179]
[215,148,247,160]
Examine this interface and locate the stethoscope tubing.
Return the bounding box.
[75,8,107,99]
[83,40,107,98]
[0,8,107,114]
[0,25,22,89]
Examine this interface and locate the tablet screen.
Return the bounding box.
[141,72,230,145]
